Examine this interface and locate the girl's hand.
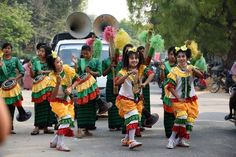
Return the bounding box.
[130,69,138,75]
[27,62,32,69]
[9,77,16,82]
[71,55,77,64]
[85,67,91,73]
[186,67,193,73]
[160,63,165,70]
[133,86,141,94]
[140,83,147,88]
[65,86,72,95]
[110,61,116,68]
[56,75,61,85]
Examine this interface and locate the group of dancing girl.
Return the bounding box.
[0,36,205,151]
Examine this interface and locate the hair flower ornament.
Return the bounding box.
[128,47,137,52]
[51,50,57,58]
[175,45,187,52]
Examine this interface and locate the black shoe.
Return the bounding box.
[225,114,233,120]
[87,126,97,130]
[31,130,39,135]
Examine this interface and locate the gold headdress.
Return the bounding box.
[175,45,187,52]
[51,50,57,59]
[127,47,137,52]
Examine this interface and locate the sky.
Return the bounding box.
[85,0,130,21]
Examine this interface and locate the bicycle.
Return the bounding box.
[209,72,227,93]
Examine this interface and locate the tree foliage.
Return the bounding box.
[127,0,236,66]
[0,2,34,47]
[1,0,87,45]
[17,0,88,43]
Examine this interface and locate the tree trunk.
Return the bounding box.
[226,37,236,69]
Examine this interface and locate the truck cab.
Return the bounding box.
[54,39,109,91]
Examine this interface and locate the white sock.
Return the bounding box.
[124,134,129,140]
[57,135,64,147]
[169,131,177,140]
[128,129,136,141]
[51,135,58,144]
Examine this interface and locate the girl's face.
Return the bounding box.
[82,50,91,60]
[168,51,176,63]
[38,48,46,59]
[177,52,187,66]
[128,54,139,68]
[2,46,11,55]
[54,57,63,72]
[138,48,145,54]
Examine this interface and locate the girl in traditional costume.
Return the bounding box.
[29,44,56,135]
[0,43,31,134]
[165,46,203,149]
[115,48,154,149]
[116,44,157,137]
[46,51,80,152]
[116,44,134,134]
[72,45,111,137]
[160,46,177,138]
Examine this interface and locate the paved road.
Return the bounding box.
[1,84,236,157]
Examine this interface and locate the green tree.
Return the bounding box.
[127,0,236,67]
[0,2,34,48]
[12,0,87,43]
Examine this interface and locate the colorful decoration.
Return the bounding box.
[138,24,154,44]
[185,40,207,72]
[194,55,208,72]
[138,31,149,43]
[175,45,188,52]
[127,47,137,52]
[185,40,201,60]
[51,51,57,59]
[92,39,102,58]
[86,38,94,47]
[150,34,164,52]
[114,29,131,50]
[103,26,116,42]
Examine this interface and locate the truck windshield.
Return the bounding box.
[58,43,109,66]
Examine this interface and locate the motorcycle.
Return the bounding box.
[224,75,236,125]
